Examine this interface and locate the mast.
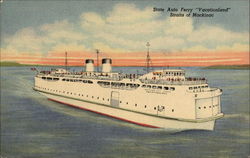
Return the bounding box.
[96,49,100,72]
[146,42,151,73]
[65,51,68,71]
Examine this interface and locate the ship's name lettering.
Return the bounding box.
[167,7,178,12]
[153,7,164,12]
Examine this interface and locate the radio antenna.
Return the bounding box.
[96,49,100,72]
[65,51,68,71]
[146,42,151,73]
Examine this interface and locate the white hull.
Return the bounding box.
[39,91,216,131]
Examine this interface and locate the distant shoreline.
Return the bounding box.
[203,65,250,70]
[0,62,249,69]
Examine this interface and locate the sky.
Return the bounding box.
[0,0,249,66]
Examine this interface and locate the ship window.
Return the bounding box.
[83,80,88,83]
[157,86,162,89]
[152,86,157,89]
[47,77,52,80]
[135,104,137,106]
[170,87,175,91]
[142,85,146,88]
[126,102,128,105]
[164,87,169,90]
[86,95,88,97]
[70,93,72,95]
[120,101,122,103]
[107,99,109,101]
[62,78,65,81]
[145,105,147,108]
[92,96,94,98]
[198,107,201,109]
[103,98,105,100]
[70,79,73,82]
[189,87,193,90]
[66,79,69,81]
[88,80,93,84]
[79,94,80,96]
[172,109,174,112]
[106,82,110,85]
[97,97,99,99]
[53,78,59,80]
[154,107,156,110]
[204,106,206,109]
[42,77,46,79]
[147,85,151,88]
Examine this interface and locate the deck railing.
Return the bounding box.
[140,78,207,85]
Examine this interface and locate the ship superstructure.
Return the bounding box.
[33,54,223,131]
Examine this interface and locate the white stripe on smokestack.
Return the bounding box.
[102,58,112,73]
[85,59,94,72]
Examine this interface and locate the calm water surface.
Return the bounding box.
[1,66,249,158]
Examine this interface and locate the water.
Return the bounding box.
[1,66,249,158]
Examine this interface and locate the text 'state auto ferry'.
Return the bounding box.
[33,45,223,131]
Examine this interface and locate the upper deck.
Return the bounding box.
[36,68,207,86]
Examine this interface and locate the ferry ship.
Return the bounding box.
[33,47,223,131]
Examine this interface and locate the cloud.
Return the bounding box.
[164,17,193,36]
[92,42,125,53]
[1,2,249,64]
[106,3,157,24]
[4,27,45,53]
[40,20,85,42]
[2,19,87,60]
[50,42,88,53]
[188,25,248,45]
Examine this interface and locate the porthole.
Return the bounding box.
[144,105,147,108]
[204,106,206,109]
[198,107,201,109]
[126,102,128,105]
[107,99,109,101]
[92,96,94,98]
[135,104,137,106]
[172,109,174,112]
[97,97,99,99]
[103,98,105,100]
[120,101,122,103]
[154,107,156,110]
